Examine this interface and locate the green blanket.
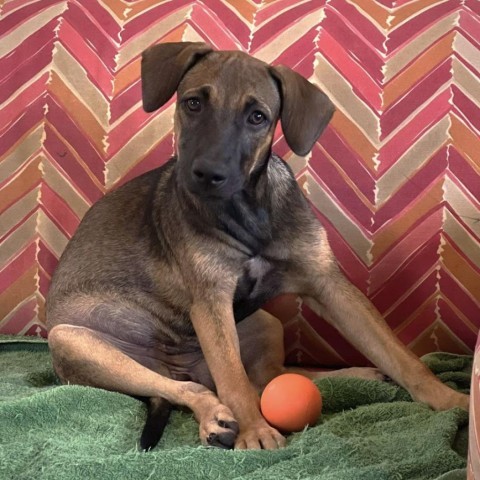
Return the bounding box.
[0,336,471,480]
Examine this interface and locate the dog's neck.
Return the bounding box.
[174,155,273,256]
[214,190,272,253]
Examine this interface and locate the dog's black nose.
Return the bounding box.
[192,166,227,188]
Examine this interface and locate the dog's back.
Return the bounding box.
[46,160,198,344]
[48,163,169,299]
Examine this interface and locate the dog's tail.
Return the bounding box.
[140,397,173,451]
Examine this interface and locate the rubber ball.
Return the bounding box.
[260,373,322,432]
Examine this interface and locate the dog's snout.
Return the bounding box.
[192,164,227,188]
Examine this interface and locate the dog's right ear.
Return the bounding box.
[141,42,212,113]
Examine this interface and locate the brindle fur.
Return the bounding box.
[46,42,469,451]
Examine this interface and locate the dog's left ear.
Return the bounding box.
[270,65,335,156]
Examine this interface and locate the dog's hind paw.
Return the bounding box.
[338,367,386,381]
[140,397,173,451]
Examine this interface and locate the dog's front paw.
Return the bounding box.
[199,404,239,449]
[413,382,470,412]
[429,391,470,412]
[234,418,286,450]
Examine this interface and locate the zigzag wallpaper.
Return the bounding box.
[1,0,479,367]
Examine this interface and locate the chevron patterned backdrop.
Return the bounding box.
[1,0,479,367]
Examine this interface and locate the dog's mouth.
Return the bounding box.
[184,178,242,201]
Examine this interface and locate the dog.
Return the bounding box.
[46,42,469,451]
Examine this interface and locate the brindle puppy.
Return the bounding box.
[46,42,469,451]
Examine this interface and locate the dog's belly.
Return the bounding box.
[233,256,282,322]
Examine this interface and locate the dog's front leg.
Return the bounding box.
[292,230,469,412]
[190,297,286,450]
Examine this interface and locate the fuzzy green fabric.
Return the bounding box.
[0,335,471,480]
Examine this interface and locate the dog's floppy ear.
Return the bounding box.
[141,42,213,112]
[270,65,335,156]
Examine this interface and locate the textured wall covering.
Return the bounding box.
[1,0,479,367]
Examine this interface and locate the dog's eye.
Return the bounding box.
[248,111,266,125]
[185,98,202,112]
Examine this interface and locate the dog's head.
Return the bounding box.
[142,42,334,200]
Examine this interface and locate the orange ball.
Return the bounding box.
[260,373,322,432]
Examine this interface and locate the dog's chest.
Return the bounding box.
[233,256,282,322]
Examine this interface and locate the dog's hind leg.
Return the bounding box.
[238,310,385,384]
[47,324,239,449]
[287,366,385,381]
